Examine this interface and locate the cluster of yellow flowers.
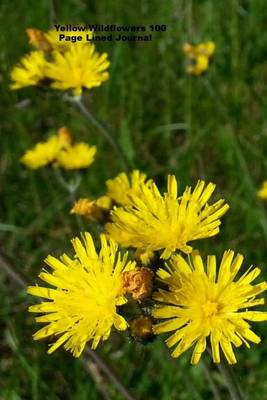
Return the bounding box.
[29,170,267,365]
[20,127,96,170]
[15,26,266,366]
[182,41,216,75]
[10,28,110,96]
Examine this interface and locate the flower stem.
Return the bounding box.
[53,168,81,198]
[70,96,129,171]
[217,359,245,400]
[201,361,222,400]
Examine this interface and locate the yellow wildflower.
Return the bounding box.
[20,135,63,169]
[56,143,97,170]
[257,181,267,200]
[182,41,216,75]
[10,51,47,89]
[153,250,267,364]
[27,233,136,357]
[70,196,112,221]
[106,176,229,258]
[46,44,110,96]
[106,170,152,206]
[20,127,72,170]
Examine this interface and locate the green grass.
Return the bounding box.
[1,0,267,398]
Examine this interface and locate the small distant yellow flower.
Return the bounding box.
[182,41,216,75]
[153,250,267,364]
[106,176,229,258]
[20,135,63,169]
[257,181,267,200]
[27,233,136,357]
[10,51,47,89]
[46,44,110,96]
[106,170,152,206]
[20,126,71,170]
[70,196,112,222]
[21,127,96,171]
[56,143,97,170]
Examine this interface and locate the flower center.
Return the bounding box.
[202,301,218,318]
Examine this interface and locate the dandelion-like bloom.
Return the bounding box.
[20,135,64,169]
[106,176,229,258]
[106,170,152,206]
[10,51,47,89]
[27,233,136,357]
[182,41,215,75]
[257,181,267,200]
[57,143,97,170]
[46,44,110,96]
[153,250,267,364]
[20,127,71,170]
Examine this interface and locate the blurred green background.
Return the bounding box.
[1,0,267,398]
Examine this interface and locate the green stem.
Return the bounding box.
[70,96,129,171]
[53,168,81,198]
[201,361,222,400]
[217,359,245,400]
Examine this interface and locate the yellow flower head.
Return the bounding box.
[46,44,110,96]
[182,41,216,75]
[56,143,97,170]
[20,127,72,170]
[106,176,229,258]
[27,233,136,357]
[257,181,267,200]
[70,196,112,222]
[10,51,47,90]
[153,250,267,364]
[106,170,153,206]
[20,135,63,169]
